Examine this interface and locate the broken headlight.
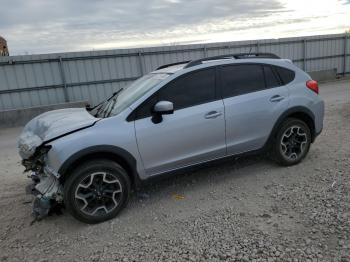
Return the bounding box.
[22,145,52,173]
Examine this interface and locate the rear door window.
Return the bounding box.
[221,64,265,98]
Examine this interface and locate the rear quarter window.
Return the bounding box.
[274,66,295,85]
[263,65,281,88]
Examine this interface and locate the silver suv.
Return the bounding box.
[18,53,324,223]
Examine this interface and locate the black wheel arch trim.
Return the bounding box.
[58,145,141,189]
[265,106,316,148]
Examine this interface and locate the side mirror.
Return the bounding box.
[152,101,174,124]
[153,101,174,115]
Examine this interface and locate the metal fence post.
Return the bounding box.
[303,39,307,71]
[344,34,348,76]
[256,41,260,53]
[58,56,69,102]
[203,46,208,58]
[138,51,144,76]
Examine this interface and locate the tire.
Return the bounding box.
[271,118,311,166]
[64,159,131,224]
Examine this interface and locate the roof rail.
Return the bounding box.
[155,53,280,71]
[156,61,191,70]
[184,53,280,68]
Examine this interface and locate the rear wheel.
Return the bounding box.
[271,118,311,166]
[64,159,130,224]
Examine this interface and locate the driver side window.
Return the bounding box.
[135,68,216,120]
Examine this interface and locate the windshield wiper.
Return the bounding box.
[91,88,123,111]
[104,97,118,118]
[93,88,124,117]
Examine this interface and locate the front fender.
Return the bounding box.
[45,112,145,181]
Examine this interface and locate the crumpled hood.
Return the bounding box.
[18,108,99,159]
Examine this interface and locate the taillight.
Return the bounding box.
[306,80,319,94]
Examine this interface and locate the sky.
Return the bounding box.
[0,0,350,55]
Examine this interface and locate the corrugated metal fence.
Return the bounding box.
[0,33,349,111]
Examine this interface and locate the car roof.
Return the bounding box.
[152,53,291,74]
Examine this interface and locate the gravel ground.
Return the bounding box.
[0,79,350,262]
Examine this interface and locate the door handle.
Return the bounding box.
[205,111,222,119]
[270,95,285,103]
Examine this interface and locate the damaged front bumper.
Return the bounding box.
[26,167,63,221]
[20,144,64,221]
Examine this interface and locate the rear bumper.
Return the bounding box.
[312,99,325,140]
[313,127,323,142]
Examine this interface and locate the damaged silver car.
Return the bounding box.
[18,53,324,223]
[17,72,168,224]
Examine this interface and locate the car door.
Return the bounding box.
[134,68,226,176]
[220,63,290,155]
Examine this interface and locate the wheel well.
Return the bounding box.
[59,152,137,189]
[281,112,316,142]
[266,110,316,150]
[286,112,315,141]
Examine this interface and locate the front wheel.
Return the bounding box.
[271,118,312,166]
[64,159,131,224]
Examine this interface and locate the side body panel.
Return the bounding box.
[219,63,291,155]
[134,100,226,176]
[224,86,290,155]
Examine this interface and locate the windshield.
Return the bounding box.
[94,73,169,118]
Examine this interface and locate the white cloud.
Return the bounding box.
[0,0,349,55]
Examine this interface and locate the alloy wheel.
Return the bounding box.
[280,125,308,161]
[74,172,123,216]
